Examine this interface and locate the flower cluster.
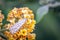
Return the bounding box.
[0,10,4,27]
[4,7,36,40]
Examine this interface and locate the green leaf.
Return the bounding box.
[36,5,49,23]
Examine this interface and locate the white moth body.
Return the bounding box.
[9,18,26,34]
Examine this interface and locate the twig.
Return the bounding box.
[48,2,60,7]
[0,29,8,32]
[0,32,7,40]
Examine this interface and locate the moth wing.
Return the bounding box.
[9,18,26,34]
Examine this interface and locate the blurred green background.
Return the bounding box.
[0,0,60,40]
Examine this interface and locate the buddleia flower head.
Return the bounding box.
[4,7,36,40]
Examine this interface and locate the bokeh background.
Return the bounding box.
[0,0,60,40]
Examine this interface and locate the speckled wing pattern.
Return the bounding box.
[9,18,26,34]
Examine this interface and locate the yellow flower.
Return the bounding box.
[24,14,31,19]
[27,19,32,24]
[31,33,36,39]
[28,33,36,40]
[28,10,33,14]
[5,7,36,40]
[13,34,18,39]
[27,29,33,33]
[22,10,28,14]
[15,31,21,37]
[18,38,23,40]
[12,7,17,14]
[4,31,12,38]
[7,16,14,22]
[0,18,3,22]
[28,23,35,30]
[30,14,34,19]
[9,18,15,24]
[4,23,13,29]
[8,37,15,40]
[20,29,27,36]
[31,20,36,24]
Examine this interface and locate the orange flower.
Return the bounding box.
[27,33,36,40]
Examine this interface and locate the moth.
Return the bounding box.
[9,18,27,34]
